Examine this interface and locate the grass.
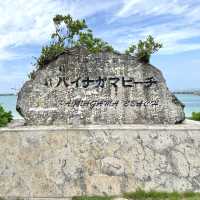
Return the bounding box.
[72,190,200,200]
[0,191,199,200]
[73,196,113,200]
[123,189,200,200]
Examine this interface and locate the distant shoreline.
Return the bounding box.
[0,94,15,96]
[174,92,200,96]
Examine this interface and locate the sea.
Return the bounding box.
[0,94,200,119]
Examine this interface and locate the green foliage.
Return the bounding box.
[124,189,170,200]
[76,30,114,53]
[72,190,200,200]
[34,15,162,72]
[36,43,65,69]
[125,35,163,63]
[123,189,200,200]
[190,112,200,121]
[52,14,88,47]
[35,14,114,70]
[0,105,13,127]
[28,69,36,80]
[72,196,112,200]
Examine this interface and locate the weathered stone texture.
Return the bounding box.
[16,47,184,125]
[0,123,200,197]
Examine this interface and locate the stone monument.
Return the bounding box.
[3,47,200,199]
[17,46,185,125]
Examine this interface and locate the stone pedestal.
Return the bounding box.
[0,120,200,198]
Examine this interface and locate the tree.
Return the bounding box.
[125,35,163,63]
[51,14,88,47]
[35,14,114,69]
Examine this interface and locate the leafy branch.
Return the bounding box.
[125,35,163,63]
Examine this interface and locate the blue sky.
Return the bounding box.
[0,0,200,93]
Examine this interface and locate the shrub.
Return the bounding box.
[125,35,163,63]
[34,15,162,72]
[0,105,13,127]
[36,43,65,69]
[76,30,113,53]
[35,14,114,70]
[191,112,200,121]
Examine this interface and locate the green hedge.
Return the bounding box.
[0,105,13,127]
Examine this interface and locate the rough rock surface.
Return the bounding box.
[0,123,200,197]
[17,47,185,125]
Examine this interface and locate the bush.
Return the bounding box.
[34,15,161,72]
[35,14,114,70]
[0,105,13,127]
[36,43,65,69]
[190,112,200,121]
[125,35,163,63]
[76,30,114,53]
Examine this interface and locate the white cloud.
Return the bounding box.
[108,0,200,54]
[0,0,200,60]
[0,0,119,60]
[116,0,189,18]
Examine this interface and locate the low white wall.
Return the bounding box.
[0,121,200,198]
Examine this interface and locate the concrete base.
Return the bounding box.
[0,120,200,198]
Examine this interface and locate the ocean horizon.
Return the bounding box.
[0,94,199,119]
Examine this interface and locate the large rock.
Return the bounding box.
[17,47,185,125]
